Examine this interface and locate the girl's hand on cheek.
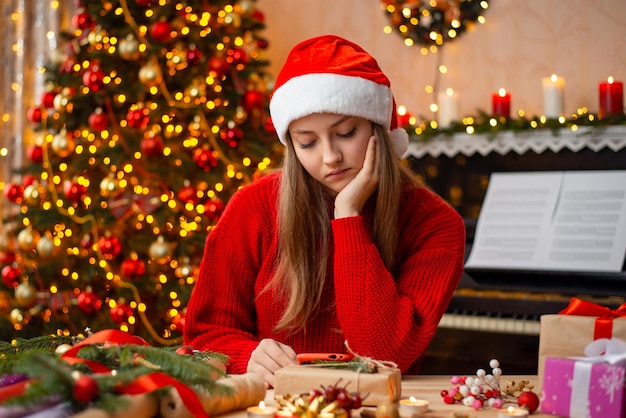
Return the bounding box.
[334,135,379,219]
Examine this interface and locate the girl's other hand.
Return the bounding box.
[247,338,297,388]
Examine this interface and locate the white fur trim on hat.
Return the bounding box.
[270,72,408,158]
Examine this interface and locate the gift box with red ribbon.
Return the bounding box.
[538,298,626,387]
[541,338,626,418]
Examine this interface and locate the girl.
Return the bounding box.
[184,35,465,387]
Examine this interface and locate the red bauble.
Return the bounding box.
[204,198,224,222]
[193,149,218,171]
[0,251,16,265]
[1,265,21,288]
[3,183,24,203]
[220,127,243,147]
[518,391,540,413]
[110,302,133,324]
[175,346,194,356]
[22,175,37,188]
[98,235,121,257]
[121,258,146,279]
[150,21,172,43]
[186,48,202,65]
[88,109,108,131]
[72,10,92,30]
[126,107,150,129]
[77,289,102,314]
[252,10,265,22]
[208,56,230,76]
[242,90,265,113]
[27,145,44,163]
[41,91,57,108]
[397,111,412,127]
[73,375,99,403]
[140,135,164,157]
[135,0,153,5]
[63,180,86,202]
[177,185,199,204]
[226,48,248,66]
[27,106,43,123]
[83,65,105,91]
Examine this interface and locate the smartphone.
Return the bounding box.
[296,353,354,365]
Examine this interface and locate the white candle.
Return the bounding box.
[437,88,459,128]
[542,74,566,118]
[398,396,429,415]
[247,401,277,418]
[496,406,529,418]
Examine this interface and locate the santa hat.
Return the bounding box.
[269,35,409,158]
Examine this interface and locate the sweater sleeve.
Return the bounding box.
[183,176,278,374]
[331,187,465,373]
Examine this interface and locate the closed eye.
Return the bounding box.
[337,127,356,138]
[297,140,316,150]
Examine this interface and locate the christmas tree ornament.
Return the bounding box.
[226,48,248,66]
[98,234,122,258]
[23,183,42,205]
[55,343,73,354]
[77,287,102,314]
[27,144,44,163]
[126,105,150,129]
[72,9,92,30]
[26,106,43,124]
[51,130,76,157]
[53,89,72,112]
[82,63,106,91]
[177,184,199,204]
[109,300,133,324]
[174,258,194,279]
[99,174,122,197]
[17,227,40,252]
[118,34,141,60]
[208,55,230,77]
[193,148,218,171]
[36,235,56,258]
[63,179,87,202]
[139,60,163,86]
[87,26,106,46]
[186,46,202,64]
[14,281,37,307]
[517,391,539,413]
[140,133,164,157]
[149,236,173,264]
[223,11,242,28]
[41,90,57,108]
[150,20,173,43]
[9,308,26,326]
[88,108,109,131]
[242,89,265,113]
[2,264,21,288]
[220,126,244,147]
[184,78,207,104]
[121,255,146,279]
[0,250,16,265]
[204,198,224,222]
[3,183,24,203]
[72,374,99,403]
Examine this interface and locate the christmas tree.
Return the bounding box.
[0,0,278,345]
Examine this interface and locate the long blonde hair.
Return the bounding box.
[268,124,420,332]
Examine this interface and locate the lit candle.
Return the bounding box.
[437,88,459,128]
[598,76,624,119]
[398,396,429,414]
[247,401,277,418]
[542,74,566,118]
[491,88,511,118]
[496,406,529,418]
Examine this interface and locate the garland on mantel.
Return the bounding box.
[407,109,626,142]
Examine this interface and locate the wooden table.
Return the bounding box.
[222,375,554,418]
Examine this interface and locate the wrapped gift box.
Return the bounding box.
[541,356,626,418]
[537,299,626,386]
[274,365,401,406]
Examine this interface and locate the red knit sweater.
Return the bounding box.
[184,172,465,374]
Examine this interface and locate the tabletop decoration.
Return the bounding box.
[439,359,539,413]
[274,379,364,418]
[0,329,263,418]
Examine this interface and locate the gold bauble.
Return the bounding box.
[175,257,195,279]
[139,61,163,86]
[149,236,173,264]
[376,401,400,418]
[53,90,71,112]
[119,35,141,60]
[15,281,37,307]
[17,227,40,251]
[10,308,26,326]
[23,183,42,205]
[100,174,121,197]
[55,343,73,354]
[223,11,241,27]
[88,26,106,45]
[36,235,56,258]
[52,131,76,157]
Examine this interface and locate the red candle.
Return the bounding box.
[492,88,511,118]
[598,77,624,119]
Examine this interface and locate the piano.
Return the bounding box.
[407,126,626,375]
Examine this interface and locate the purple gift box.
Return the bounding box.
[541,356,626,418]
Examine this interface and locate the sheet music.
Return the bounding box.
[465,171,626,272]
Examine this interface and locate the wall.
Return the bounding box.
[256,0,626,122]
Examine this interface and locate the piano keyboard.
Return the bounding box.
[438,313,541,335]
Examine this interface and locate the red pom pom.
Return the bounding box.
[518,391,540,413]
[73,375,99,403]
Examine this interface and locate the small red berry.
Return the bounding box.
[443,395,455,404]
[440,390,449,397]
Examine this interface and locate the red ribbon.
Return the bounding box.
[559,297,626,339]
[59,329,209,417]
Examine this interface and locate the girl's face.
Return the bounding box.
[288,113,373,195]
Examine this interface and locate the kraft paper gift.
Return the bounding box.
[541,338,626,418]
[538,298,626,386]
[274,365,402,406]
